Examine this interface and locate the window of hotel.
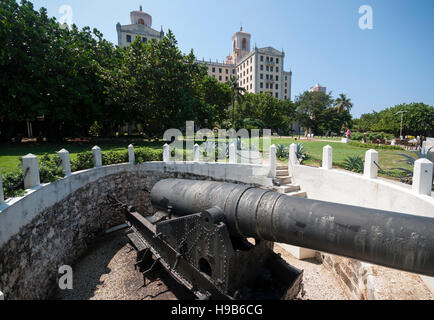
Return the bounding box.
[260,74,263,79]
[270,57,273,62]
[250,75,252,80]
[275,93,278,98]
[270,75,273,80]
[250,67,252,72]
[126,35,132,42]
[276,58,279,64]
[260,83,263,88]
[219,68,222,73]
[270,66,274,72]
[226,76,228,81]
[260,56,264,62]
[250,58,253,63]
[270,83,273,89]
[285,96,287,100]
[285,89,287,94]
[233,70,236,74]
[276,76,279,81]
[260,91,263,93]
[212,67,215,73]
[285,76,288,80]
[266,75,269,80]
[250,84,252,89]
[266,57,269,62]
[226,69,228,74]
[219,76,222,81]
[276,67,279,72]
[285,82,287,87]
[266,83,269,89]
[260,65,263,71]
[266,66,269,72]
[242,38,247,50]
[276,84,278,89]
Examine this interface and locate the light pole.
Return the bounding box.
[395,111,408,139]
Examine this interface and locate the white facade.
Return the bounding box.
[310,83,327,93]
[116,6,164,47]
[199,28,293,101]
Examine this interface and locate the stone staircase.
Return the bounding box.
[273,164,316,260]
[273,165,307,198]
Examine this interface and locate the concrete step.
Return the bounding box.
[275,176,292,185]
[277,165,288,171]
[274,185,301,194]
[286,191,307,198]
[276,170,289,177]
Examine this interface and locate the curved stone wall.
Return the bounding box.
[0,161,273,300]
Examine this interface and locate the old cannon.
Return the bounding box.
[124,179,434,300]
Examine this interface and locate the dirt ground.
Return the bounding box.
[54,231,433,301]
[54,230,194,300]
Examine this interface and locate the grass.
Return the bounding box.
[0,139,415,182]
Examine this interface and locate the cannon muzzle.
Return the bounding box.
[151,179,434,277]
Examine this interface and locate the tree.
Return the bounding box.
[228,76,246,127]
[295,91,334,135]
[238,93,296,133]
[334,94,353,113]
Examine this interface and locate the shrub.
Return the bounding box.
[134,147,163,163]
[349,132,395,142]
[295,143,309,164]
[343,155,365,173]
[38,154,65,183]
[348,141,404,151]
[276,144,289,159]
[2,169,25,198]
[71,151,94,172]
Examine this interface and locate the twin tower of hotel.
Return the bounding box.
[117,6,292,101]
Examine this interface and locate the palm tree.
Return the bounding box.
[228,76,246,127]
[334,94,353,113]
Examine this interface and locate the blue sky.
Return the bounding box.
[30,0,434,117]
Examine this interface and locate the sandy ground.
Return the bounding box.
[54,230,194,300]
[54,231,432,300]
[275,245,433,300]
[274,245,350,300]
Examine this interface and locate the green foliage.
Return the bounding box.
[134,148,163,164]
[71,152,94,172]
[237,93,296,134]
[343,156,365,173]
[295,143,309,164]
[38,154,65,183]
[276,144,289,159]
[2,169,25,198]
[295,91,351,136]
[348,141,404,151]
[89,121,104,137]
[354,103,434,136]
[350,132,395,142]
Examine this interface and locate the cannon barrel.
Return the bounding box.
[151,179,434,277]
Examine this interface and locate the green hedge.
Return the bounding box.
[350,132,395,142]
[2,147,163,199]
[348,141,404,151]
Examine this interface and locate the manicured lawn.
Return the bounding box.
[270,138,414,178]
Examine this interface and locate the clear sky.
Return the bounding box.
[30,0,434,117]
